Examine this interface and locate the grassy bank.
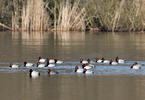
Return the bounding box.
[0,0,145,32]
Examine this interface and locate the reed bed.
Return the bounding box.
[21,0,50,31]
[0,0,145,32]
[54,0,86,31]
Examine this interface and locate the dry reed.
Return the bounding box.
[54,0,86,31]
[21,0,50,31]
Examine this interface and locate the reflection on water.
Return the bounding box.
[5,31,145,62]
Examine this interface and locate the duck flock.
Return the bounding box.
[6,56,144,78]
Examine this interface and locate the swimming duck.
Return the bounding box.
[24,62,34,67]
[37,62,46,68]
[83,68,94,74]
[115,56,125,64]
[48,69,58,75]
[9,64,19,68]
[46,61,55,67]
[82,63,94,69]
[47,58,55,64]
[109,59,118,65]
[101,58,110,64]
[75,65,84,73]
[95,57,102,63]
[54,59,64,64]
[38,57,46,63]
[80,58,88,64]
[131,62,141,69]
[29,69,40,78]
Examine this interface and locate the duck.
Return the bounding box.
[109,59,118,65]
[83,68,94,74]
[131,62,141,69]
[24,62,34,67]
[82,63,94,69]
[80,58,88,64]
[101,58,110,64]
[38,57,46,63]
[75,65,84,73]
[48,69,58,75]
[115,56,125,64]
[9,64,19,68]
[46,61,55,67]
[47,58,55,64]
[95,57,102,63]
[29,69,40,78]
[54,59,64,64]
[37,62,46,68]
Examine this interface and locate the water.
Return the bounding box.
[0,31,145,100]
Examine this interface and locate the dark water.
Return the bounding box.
[0,31,145,100]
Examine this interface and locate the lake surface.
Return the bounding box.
[0,31,145,100]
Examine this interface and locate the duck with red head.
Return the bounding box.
[46,61,55,67]
[82,63,94,69]
[38,57,46,63]
[131,62,141,69]
[75,65,83,73]
[37,62,46,68]
[9,63,19,68]
[101,57,110,64]
[47,58,55,64]
[80,58,88,64]
[115,56,125,64]
[54,59,64,64]
[29,69,40,78]
[109,59,118,65]
[96,57,102,63]
[24,62,34,67]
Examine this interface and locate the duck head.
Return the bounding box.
[80,58,83,63]
[95,57,100,62]
[24,62,27,66]
[9,63,13,67]
[75,65,79,72]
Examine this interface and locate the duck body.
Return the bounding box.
[24,62,34,67]
[56,60,63,64]
[82,63,94,69]
[47,64,55,68]
[97,59,102,63]
[81,60,88,64]
[109,60,118,65]
[131,62,141,69]
[29,69,40,78]
[37,62,46,68]
[116,57,125,64]
[48,59,55,64]
[118,59,125,64]
[80,58,88,64]
[101,58,110,64]
[9,64,19,68]
[75,66,84,73]
[38,57,46,63]
[111,61,118,65]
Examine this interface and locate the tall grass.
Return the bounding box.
[21,0,50,31]
[53,0,86,31]
[0,0,145,32]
